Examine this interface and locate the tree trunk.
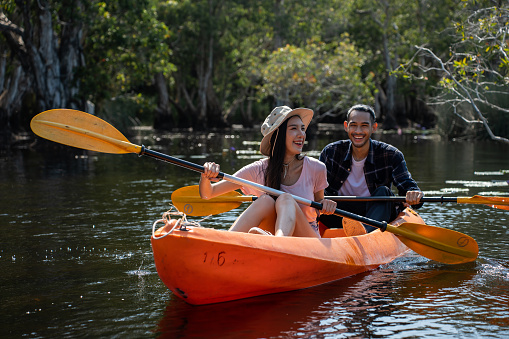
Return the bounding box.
[153,72,174,130]
[0,1,86,137]
[179,80,198,127]
[273,0,284,49]
[0,54,5,92]
[0,63,31,129]
[244,89,253,127]
[195,34,215,129]
[380,5,397,130]
[205,76,226,127]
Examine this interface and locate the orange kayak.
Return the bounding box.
[151,208,424,305]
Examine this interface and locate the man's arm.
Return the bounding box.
[391,151,424,209]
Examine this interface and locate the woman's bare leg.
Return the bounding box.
[274,193,319,238]
[229,194,277,233]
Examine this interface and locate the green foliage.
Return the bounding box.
[101,93,157,130]
[255,36,374,111]
[1,0,16,13]
[81,1,175,103]
[154,0,367,124]
[4,0,507,136]
[451,2,509,80]
[396,0,509,139]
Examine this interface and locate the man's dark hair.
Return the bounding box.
[346,104,376,123]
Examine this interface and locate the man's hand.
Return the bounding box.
[404,190,423,207]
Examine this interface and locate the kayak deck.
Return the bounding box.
[151,208,423,305]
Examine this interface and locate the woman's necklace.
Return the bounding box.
[282,156,297,179]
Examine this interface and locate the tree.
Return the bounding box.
[346,0,458,129]
[0,0,173,138]
[83,1,174,127]
[256,37,375,120]
[156,0,227,129]
[156,0,361,128]
[0,0,87,135]
[397,1,509,143]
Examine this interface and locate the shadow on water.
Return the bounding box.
[155,272,376,339]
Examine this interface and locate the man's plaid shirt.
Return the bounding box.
[319,139,421,200]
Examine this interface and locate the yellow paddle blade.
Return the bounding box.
[458,195,509,206]
[388,223,478,264]
[470,195,509,210]
[171,185,248,216]
[31,109,141,154]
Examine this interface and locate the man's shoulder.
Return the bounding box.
[371,139,402,155]
[323,139,351,151]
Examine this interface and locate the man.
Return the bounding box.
[319,104,423,233]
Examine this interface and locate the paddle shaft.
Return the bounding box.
[189,194,508,206]
[199,196,467,203]
[329,195,508,209]
[140,146,389,231]
[328,196,457,203]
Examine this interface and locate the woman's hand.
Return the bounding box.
[201,162,221,182]
[320,198,337,215]
[199,162,242,200]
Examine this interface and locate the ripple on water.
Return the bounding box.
[126,269,152,276]
[423,188,470,195]
[474,170,509,176]
[445,180,508,188]
[279,253,509,338]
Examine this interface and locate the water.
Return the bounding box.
[1,127,508,338]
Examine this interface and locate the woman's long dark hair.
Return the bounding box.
[264,118,302,190]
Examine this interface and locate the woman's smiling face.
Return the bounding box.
[285,115,306,155]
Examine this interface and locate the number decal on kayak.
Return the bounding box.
[203,251,226,266]
[217,252,226,266]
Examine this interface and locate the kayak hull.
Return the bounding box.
[151,208,423,305]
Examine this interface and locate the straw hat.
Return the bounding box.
[260,106,313,156]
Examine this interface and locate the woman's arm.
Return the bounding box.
[199,162,242,199]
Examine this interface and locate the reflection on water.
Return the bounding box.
[156,255,509,338]
[1,130,509,338]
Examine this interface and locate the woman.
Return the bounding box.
[199,106,337,237]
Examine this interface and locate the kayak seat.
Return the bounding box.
[321,228,347,238]
[319,222,347,238]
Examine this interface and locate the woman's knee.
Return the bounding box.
[275,193,296,208]
[253,194,277,209]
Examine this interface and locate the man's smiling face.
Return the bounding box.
[343,110,378,149]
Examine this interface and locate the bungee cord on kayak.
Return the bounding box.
[152,205,207,240]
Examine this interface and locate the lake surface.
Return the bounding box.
[1,126,508,338]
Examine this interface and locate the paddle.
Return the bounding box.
[329,195,509,210]
[171,185,509,215]
[171,185,253,215]
[30,109,479,264]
